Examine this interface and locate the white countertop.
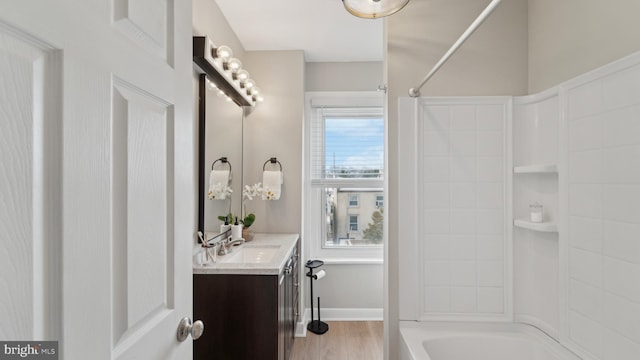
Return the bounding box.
[193,233,299,275]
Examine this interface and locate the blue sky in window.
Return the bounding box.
[325,117,384,171]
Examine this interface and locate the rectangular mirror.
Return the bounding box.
[200,76,243,235]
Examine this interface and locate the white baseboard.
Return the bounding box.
[296,308,383,337]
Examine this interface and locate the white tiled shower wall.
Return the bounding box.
[564,58,640,360]
[402,52,640,359]
[420,99,509,317]
[513,92,561,338]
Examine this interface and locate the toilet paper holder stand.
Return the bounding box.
[306,259,328,335]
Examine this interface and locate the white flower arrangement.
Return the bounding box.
[208,182,233,200]
[242,182,264,201]
[241,183,263,228]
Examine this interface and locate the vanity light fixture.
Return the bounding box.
[342,0,410,19]
[193,37,262,107]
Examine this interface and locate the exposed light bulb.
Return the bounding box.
[244,79,255,90]
[225,58,242,73]
[215,45,233,61]
[235,69,250,82]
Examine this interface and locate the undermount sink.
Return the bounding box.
[221,244,280,264]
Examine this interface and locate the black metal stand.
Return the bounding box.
[305,260,328,335]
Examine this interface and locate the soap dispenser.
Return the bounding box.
[231,216,242,240]
[220,216,231,235]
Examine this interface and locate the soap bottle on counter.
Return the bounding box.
[220,216,231,235]
[231,216,243,240]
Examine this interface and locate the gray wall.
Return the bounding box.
[313,264,383,309]
[306,61,383,92]
[241,50,305,235]
[528,0,640,93]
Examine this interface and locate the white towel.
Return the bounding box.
[208,170,231,200]
[262,170,282,200]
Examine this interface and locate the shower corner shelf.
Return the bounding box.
[513,164,558,174]
[514,218,558,233]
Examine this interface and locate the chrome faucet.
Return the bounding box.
[218,237,245,255]
[217,238,230,255]
[229,239,245,247]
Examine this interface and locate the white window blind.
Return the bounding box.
[310,107,384,187]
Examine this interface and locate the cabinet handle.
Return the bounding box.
[284,266,292,275]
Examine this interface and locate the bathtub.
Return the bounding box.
[400,321,582,360]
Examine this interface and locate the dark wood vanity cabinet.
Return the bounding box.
[194,243,299,360]
[282,246,299,360]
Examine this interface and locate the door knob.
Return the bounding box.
[177,317,204,342]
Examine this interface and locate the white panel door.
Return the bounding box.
[0,1,194,359]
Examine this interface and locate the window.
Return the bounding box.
[376,195,384,208]
[349,194,359,207]
[304,91,384,262]
[349,215,359,231]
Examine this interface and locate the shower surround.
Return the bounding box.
[398,51,640,360]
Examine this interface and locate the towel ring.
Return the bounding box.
[211,157,232,171]
[263,157,282,171]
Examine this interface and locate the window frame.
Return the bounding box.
[348,194,359,207]
[348,214,359,232]
[375,195,384,208]
[304,91,384,263]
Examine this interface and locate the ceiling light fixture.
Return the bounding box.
[342,0,410,19]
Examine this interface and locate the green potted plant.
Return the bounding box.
[240,183,263,241]
[216,183,262,241]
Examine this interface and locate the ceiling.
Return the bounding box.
[215,0,383,62]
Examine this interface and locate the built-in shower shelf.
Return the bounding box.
[514,218,558,233]
[513,164,558,174]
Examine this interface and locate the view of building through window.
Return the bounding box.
[320,115,384,247]
[324,187,384,246]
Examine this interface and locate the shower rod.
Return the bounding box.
[409,0,503,97]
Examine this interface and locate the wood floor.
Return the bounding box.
[290,321,383,360]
